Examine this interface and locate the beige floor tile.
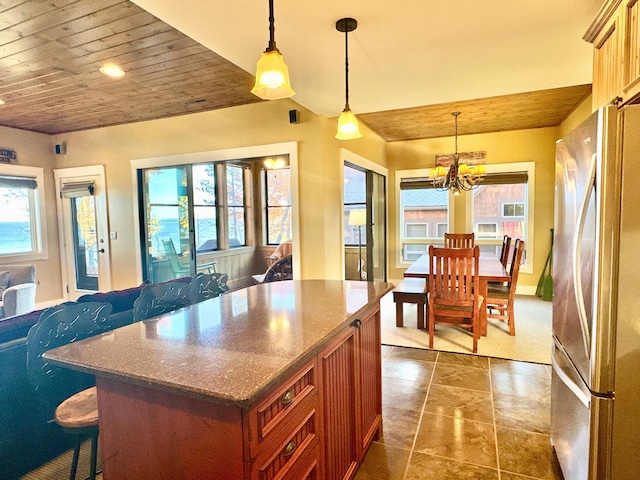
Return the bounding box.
[493,395,551,434]
[491,370,551,402]
[381,376,429,412]
[437,351,490,369]
[405,451,499,480]
[496,426,563,480]
[414,413,497,468]
[490,357,550,379]
[424,384,494,424]
[387,346,438,363]
[432,363,492,392]
[354,442,411,480]
[382,357,435,383]
[379,404,422,449]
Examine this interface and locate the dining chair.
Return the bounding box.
[132,280,192,322]
[252,255,293,284]
[499,235,512,267]
[27,301,114,480]
[444,232,475,248]
[486,239,525,335]
[190,272,229,303]
[427,245,483,353]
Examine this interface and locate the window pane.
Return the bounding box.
[406,223,427,238]
[0,185,34,254]
[404,243,427,261]
[265,168,291,244]
[228,207,245,245]
[344,166,366,203]
[400,188,448,240]
[193,164,217,251]
[227,165,245,246]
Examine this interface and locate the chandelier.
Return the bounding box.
[429,112,485,195]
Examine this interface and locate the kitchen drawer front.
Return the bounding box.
[252,406,319,480]
[281,445,320,480]
[249,358,317,452]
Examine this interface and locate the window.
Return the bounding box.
[0,165,47,260]
[398,173,449,262]
[226,165,246,246]
[264,167,291,245]
[503,202,525,217]
[476,223,498,238]
[472,165,534,273]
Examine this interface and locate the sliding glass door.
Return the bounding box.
[343,163,387,282]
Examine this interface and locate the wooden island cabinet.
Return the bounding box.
[44,280,391,480]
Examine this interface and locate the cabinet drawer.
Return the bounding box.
[252,406,319,480]
[249,358,317,452]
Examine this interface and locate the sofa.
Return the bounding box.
[0,277,191,479]
[0,264,36,319]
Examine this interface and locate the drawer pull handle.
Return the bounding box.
[283,440,297,457]
[351,318,362,328]
[281,389,295,406]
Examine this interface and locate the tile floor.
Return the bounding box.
[355,345,563,480]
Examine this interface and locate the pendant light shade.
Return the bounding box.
[336,107,361,140]
[335,18,362,140]
[251,0,295,100]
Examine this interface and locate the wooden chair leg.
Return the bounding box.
[395,301,404,327]
[508,303,515,336]
[417,302,425,329]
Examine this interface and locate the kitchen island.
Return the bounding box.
[45,279,393,480]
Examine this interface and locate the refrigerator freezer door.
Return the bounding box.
[554,111,599,384]
[551,338,613,480]
[553,106,619,394]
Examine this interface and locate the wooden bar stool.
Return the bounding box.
[392,278,427,329]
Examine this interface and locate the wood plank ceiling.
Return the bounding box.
[358,84,593,141]
[0,0,260,134]
[0,0,591,140]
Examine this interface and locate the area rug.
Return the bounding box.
[380,292,552,364]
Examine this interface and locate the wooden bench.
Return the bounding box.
[392,278,427,329]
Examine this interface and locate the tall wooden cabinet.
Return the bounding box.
[318,302,382,480]
[586,0,640,109]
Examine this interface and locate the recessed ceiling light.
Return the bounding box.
[0,99,5,105]
[99,65,125,78]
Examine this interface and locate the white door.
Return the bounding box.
[54,166,111,300]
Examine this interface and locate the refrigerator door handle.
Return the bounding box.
[572,152,597,360]
[552,341,590,408]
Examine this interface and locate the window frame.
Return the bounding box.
[0,164,48,261]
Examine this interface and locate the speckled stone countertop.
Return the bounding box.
[44,279,392,408]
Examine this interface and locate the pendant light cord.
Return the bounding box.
[344,28,350,109]
[268,0,277,52]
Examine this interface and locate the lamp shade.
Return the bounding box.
[348,209,366,226]
[336,108,362,140]
[251,50,295,100]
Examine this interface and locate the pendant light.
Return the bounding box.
[251,0,295,100]
[335,18,362,140]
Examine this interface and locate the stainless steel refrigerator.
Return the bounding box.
[552,104,640,480]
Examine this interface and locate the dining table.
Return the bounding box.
[404,251,510,336]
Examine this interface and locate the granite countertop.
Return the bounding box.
[44,279,392,407]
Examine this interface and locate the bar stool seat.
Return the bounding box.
[55,386,100,480]
[393,278,427,329]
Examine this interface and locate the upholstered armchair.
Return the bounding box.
[0,264,36,319]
